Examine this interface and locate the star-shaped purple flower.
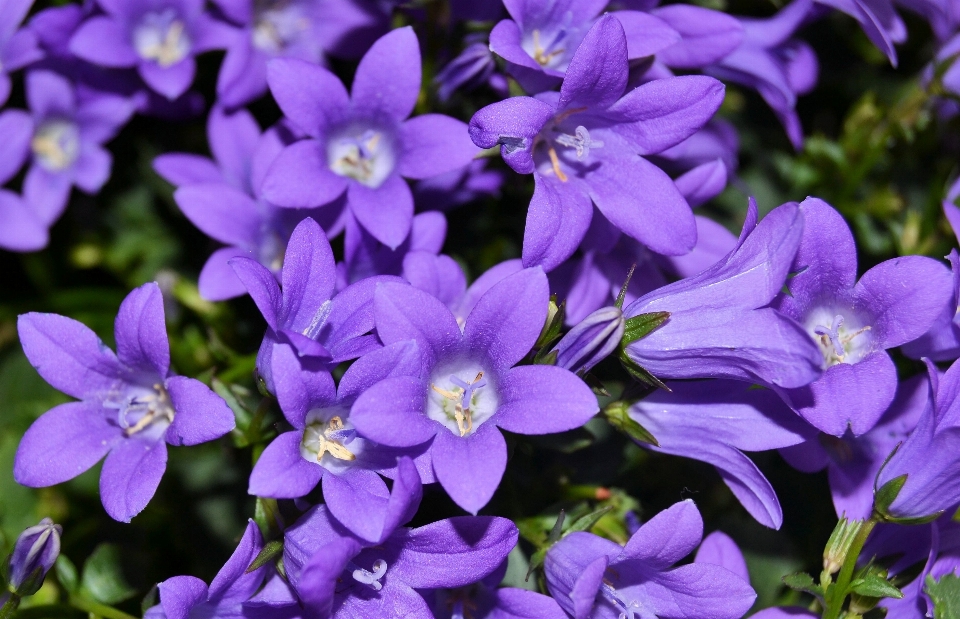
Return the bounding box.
[14,282,235,522]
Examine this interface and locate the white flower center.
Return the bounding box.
[327,128,395,188]
[300,407,359,473]
[252,4,309,53]
[31,120,80,172]
[426,360,498,437]
[134,9,191,67]
[104,383,174,437]
[806,307,873,368]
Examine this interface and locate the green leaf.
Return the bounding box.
[621,312,670,346]
[247,540,284,573]
[567,506,614,534]
[141,585,158,616]
[927,573,960,619]
[782,572,824,601]
[603,401,658,447]
[849,573,903,599]
[873,474,907,517]
[79,544,136,605]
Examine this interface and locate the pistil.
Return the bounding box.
[813,315,871,366]
[431,371,486,437]
[305,416,356,462]
[599,580,647,619]
[350,558,387,591]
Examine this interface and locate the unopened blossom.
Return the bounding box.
[0,70,134,232]
[434,34,507,102]
[261,26,479,249]
[350,268,599,514]
[68,0,235,99]
[470,15,725,271]
[773,197,952,436]
[545,500,756,619]
[7,518,61,596]
[0,0,42,106]
[550,306,624,375]
[14,283,235,522]
[623,199,823,389]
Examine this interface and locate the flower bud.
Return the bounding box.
[7,518,61,597]
[551,306,624,374]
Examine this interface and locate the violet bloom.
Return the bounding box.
[470,15,725,271]
[648,5,744,71]
[7,518,61,597]
[249,347,431,543]
[350,268,599,514]
[545,500,756,619]
[147,521,268,619]
[779,373,928,520]
[703,0,818,149]
[155,107,339,301]
[68,0,235,99]
[623,200,823,389]
[426,561,567,619]
[14,282,235,522]
[550,306,625,375]
[261,26,479,249]
[814,0,905,65]
[875,359,960,521]
[413,159,504,212]
[283,492,518,617]
[434,34,507,102]
[630,380,812,529]
[488,0,681,93]
[772,197,952,437]
[337,211,446,288]
[0,70,134,229]
[0,0,42,106]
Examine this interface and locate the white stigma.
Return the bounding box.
[104,383,175,437]
[352,559,387,590]
[555,125,603,161]
[426,360,498,437]
[805,307,873,368]
[328,128,395,188]
[300,407,359,473]
[31,120,80,172]
[134,9,191,67]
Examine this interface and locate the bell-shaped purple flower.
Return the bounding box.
[350,268,599,514]
[261,26,479,250]
[6,518,61,597]
[14,282,235,522]
[470,15,725,271]
[773,197,953,436]
[545,500,756,619]
[623,199,823,389]
[68,0,235,99]
[551,306,625,374]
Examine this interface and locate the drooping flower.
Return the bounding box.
[772,197,952,436]
[6,518,61,597]
[622,199,823,389]
[350,268,599,514]
[14,282,235,522]
[470,15,725,271]
[68,0,235,99]
[261,26,479,249]
[544,500,756,619]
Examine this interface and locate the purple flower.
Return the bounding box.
[649,5,745,70]
[0,0,43,106]
[488,0,681,93]
[623,199,823,389]
[779,373,928,519]
[772,197,953,436]
[426,563,567,619]
[7,518,61,597]
[338,211,446,288]
[155,107,340,301]
[0,70,134,232]
[814,0,905,65]
[470,15,725,271]
[261,26,479,249]
[630,380,812,529]
[282,490,518,618]
[551,306,625,375]
[68,0,235,99]
[350,268,599,514]
[14,282,235,522]
[544,500,756,619]
[875,359,960,521]
[149,521,269,619]
[412,158,504,212]
[434,35,507,102]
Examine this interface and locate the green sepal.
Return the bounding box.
[247,540,284,574]
[533,349,558,366]
[926,573,960,619]
[617,349,669,391]
[567,506,614,534]
[621,312,670,346]
[849,573,903,600]
[782,572,825,602]
[873,474,907,517]
[54,556,78,595]
[525,511,565,581]
[141,585,158,616]
[603,401,659,447]
[255,497,283,538]
[534,295,565,351]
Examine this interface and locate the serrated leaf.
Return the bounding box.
[927,573,960,619]
[604,401,658,447]
[849,573,903,599]
[567,506,614,535]
[79,544,136,605]
[621,312,669,345]
[782,571,824,600]
[247,540,284,573]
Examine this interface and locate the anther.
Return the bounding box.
[315,416,356,462]
[814,315,845,359]
[352,559,387,591]
[532,29,564,66]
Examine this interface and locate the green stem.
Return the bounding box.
[0,594,21,619]
[68,594,138,619]
[822,518,877,619]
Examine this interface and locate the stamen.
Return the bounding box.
[351,559,387,591]
[429,372,487,437]
[110,383,175,436]
[814,315,845,359]
[548,148,568,182]
[531,29,564,66]
[599,581,645,619]
[315,416,356,462]
[555,125,603,161]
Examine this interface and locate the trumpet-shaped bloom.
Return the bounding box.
[470,16,725,271]
[350,268,599,514]
[14,283,235,522]
[261,26,479,249]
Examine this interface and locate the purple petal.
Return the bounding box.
[198,247,253,302]
[17,312,124,400]
[208,106,260,189]
[350,376,436,447]
[0,109,33,185]
[73,144,112,193]
[558,15,627,111]
[621,499,702,568]
[261,140,348,208]
[208,520,265,603]
[14,401,121,487]
[22,165,70,226]
[348,173,414,250]
[0,190,47,252]
[784,197,858,306]
[230,257,281,330]
[248,431,323,498]
[432,423,506,514]
[614,11,682,59]
[266,59,348,137]
[68,16,138,67]
[495,365,599,434]
[338,340,422,402]
[464,267,548,370]
[351,26,421,122]
[164,375,235,446]
[158,576,208,619]
[673,159,727,208]
[491,588,569,619]
[398,114,479,180]
[99,436,168,522]
[138,57,196,100]
[280,217,336,330]
[402,253,467,309]
[468,97,554,174]
[153,154,222,187]
[452,259,524,322]
[652,5,744,68]
[26,71,75,118]
[694,531,749,581]
[522,173,593,271]
[114,282,170,377]
[377,456,422,542]
[269,343,336,427]
[663,215,738,278]
[374,281,461,369]
[322,468,390,542]
[637,563,756,619]
[296,537,361,618]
